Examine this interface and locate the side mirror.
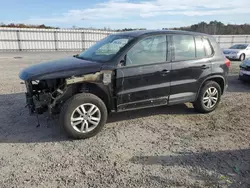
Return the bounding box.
[119,60,126,67]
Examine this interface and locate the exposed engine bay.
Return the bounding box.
[25,79,68,115]
[24,71,112,116]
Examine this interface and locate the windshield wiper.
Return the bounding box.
[73,54,86,60]
[73,55,94,61]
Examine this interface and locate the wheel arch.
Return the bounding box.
[77,82,113,112]
[196,75,225,100]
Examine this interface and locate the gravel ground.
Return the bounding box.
[0,52,249,188]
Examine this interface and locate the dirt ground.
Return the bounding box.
[0,52,249,188]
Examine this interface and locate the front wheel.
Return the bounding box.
[193,81,221,113]
[59,93,108,139]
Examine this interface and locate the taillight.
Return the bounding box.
[225,58,230,68]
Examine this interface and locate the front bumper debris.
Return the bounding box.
[24,81,50,115]
[25,92,35,114]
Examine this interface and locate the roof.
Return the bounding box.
[112,29,210,37]
[231,43,250,45]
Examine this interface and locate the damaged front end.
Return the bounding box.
[23,70,112,116]
[24,78,73,115]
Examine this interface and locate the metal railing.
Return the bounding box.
[0,27,250,52]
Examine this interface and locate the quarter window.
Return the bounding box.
[195,37,206,58]
[203,38,213,56]
[126,35,167,65]
[172,35,195,61]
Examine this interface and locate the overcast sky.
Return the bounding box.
[1,0,250,29]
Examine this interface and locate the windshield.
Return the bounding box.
[77,35,134,62]
[229,44,248,49]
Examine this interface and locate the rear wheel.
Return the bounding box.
[239,54,245,61]
[193,81,221,113]
[60,93,108,139]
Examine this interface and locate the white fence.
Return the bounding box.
[213,35,250,48]
[0,27,250,51]
[0,27,116,52]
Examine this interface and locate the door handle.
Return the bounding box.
[161,69,170,73]
[201,65,210,69]
[160,69,170,75]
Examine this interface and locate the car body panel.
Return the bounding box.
[169,58,212,104]
[115,62,171,111]
[167,34,227,105]
[239,58,250,81]
[19,56,102,81]
[240,58,250,67]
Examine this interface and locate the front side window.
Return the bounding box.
[172,35,195,61]
[78,35,133,62]
[126,35,167,66]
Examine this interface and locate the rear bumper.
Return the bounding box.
[239,74,250,82]
[239,68,250,82]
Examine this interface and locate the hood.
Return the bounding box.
[19,56,102,81]
[223,49,242,54]
[241,58,250,67]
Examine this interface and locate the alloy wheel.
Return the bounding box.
[202,87,219,109]
[70,103,101,133]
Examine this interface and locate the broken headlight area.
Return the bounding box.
[23,72,112,116]
[24,79,68,115]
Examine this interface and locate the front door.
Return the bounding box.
[115,35,171,111]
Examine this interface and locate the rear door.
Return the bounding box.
[169,34,213,104]
[115,35,171,111]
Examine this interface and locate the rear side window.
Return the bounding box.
[172,35,195,61]
[203,38,213,56]
[172,35,213,61]
[195,37,206,58]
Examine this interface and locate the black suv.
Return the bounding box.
[19,30,230,139]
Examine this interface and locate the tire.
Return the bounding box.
[193,81,221,113]
[59,93,108,139]
[239,54,245,61]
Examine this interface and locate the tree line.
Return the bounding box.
[1,21,250,35]
[171,21,250,35]
[0,23,59,29]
